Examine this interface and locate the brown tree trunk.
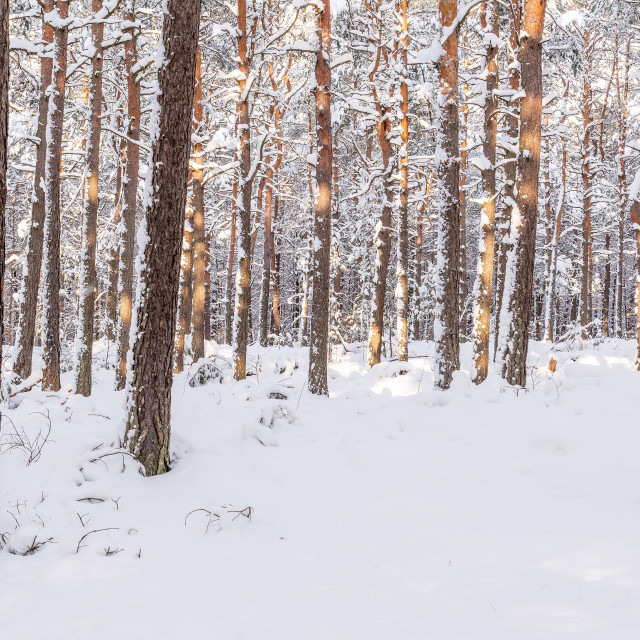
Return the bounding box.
[124,0,202,476]
[42,0,70,392]
[366,1,393,368]
[259,163,274,347]
[494,0,520,357]
[271,196,281,336]
[204,233,212,341]
[232,0,252,380]
[174,206,193,374]
[0,0,7,361]
[580,38,593,336]
[75,0,104,396]
[616,37,630,338]
[603,233,611,337]
[191,46,206,362]
[433,0,460,389]
[225,171,237,345]
[116,0,141,390]
[471,0,498,384]
[543,101,567,343]
[396,0,409,362]
[13,0,54,380]
[106,132,125,343]
[308,0,333,395]
[499,0,547,387]
[459,73,468,338]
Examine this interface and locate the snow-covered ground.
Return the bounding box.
[1,339,639,639]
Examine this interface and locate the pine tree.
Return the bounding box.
[308,0,333,395]
[124,0,202,476]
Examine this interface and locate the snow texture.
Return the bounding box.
[1,339,639,639]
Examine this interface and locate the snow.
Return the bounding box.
[1,339,640,638]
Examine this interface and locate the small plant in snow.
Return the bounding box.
[0,411,52,466]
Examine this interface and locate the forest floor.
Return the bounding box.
[0,338,638,639]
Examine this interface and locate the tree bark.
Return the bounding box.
[13,0,54,380]
[232,0,252,380]
[116,0,141,390]
[308,0,333,395]
[580,35,593,336]
[471,0,498,384]
[0,0,7,365]
[75,0,104,396]
[499,0,547,387]
[493,0,520,357]
[41,0,70,392]
[191,46,206,362]
[396,0,409,362]
[124,0,201,476]
[433,0,460,390]
[174,206,193,374]
[106,131,126,343]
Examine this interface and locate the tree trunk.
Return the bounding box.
[308,0,333,395]
[124,0,201,476]
[471,0,498,384]
[0,0,7,363]
[75,0,104,396]
[106,132,125,343]
[225,175,236,345]
[259,163,274,347]
[13,0,54,380]
[493,0,520,358]
[603,233,611,337]
[116,0,141,390]
[543,102,567,342]
[580,38,593,336]
[42,0,70,392]
[232,0,252,380]
[616,37,630,338]
[396,0,409,362]
[433,0,460,390]
[174,206,193,373]
[204,233,212,341]
[191,46,206,362]
[499,0,547,387]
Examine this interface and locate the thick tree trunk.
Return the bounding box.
[13,0,54,380]
[396,0,409,362]
[471,1,498,384]
[116,0,141,390]
[499,0,547,386]
[433,0,460,390]
[191,47,206,362]
[124,0,201,476]
[232,0,252,380]
[42,0,70,392]
[75,0,104,396]
[308,0,333,395]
